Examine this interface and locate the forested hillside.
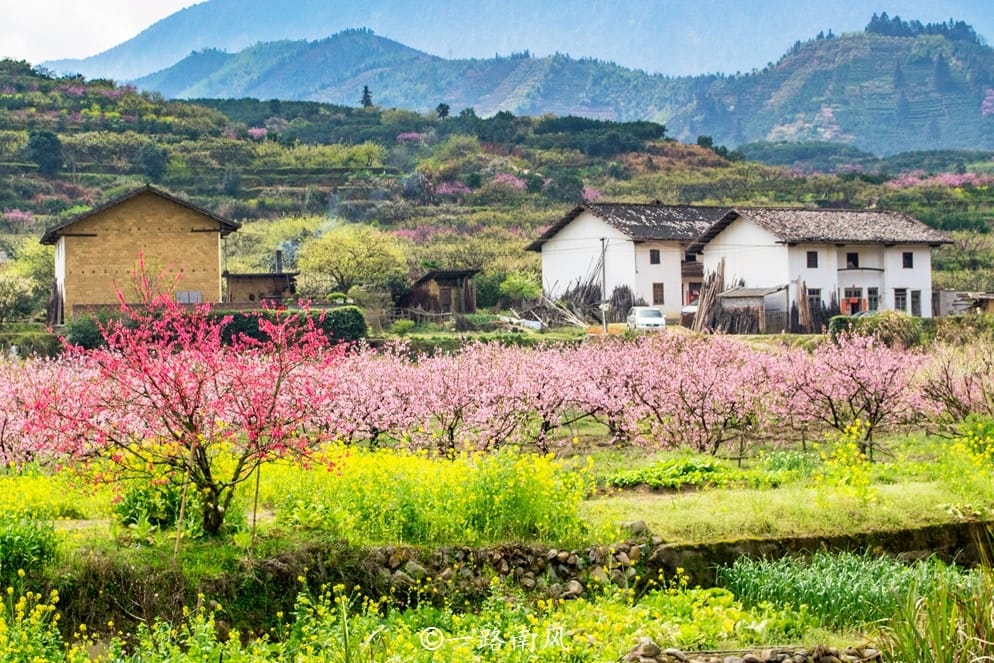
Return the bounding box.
[125,20,994,155]
[2,58,994,329]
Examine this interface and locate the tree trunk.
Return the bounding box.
[201,488,226,536]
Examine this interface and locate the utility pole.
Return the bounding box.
[600,237,608,335]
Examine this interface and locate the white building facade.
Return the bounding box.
[528,204,726,319]
[694,208,949,318]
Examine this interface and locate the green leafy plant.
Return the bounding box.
[0,517,57,587]
[603,455,739,490]
[718,551,971,631]
[390,319,416,336]
[880,565,994,663]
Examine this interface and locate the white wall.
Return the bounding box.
[700,218,789,286]
[540,212,635,302]
[632,242,684,316]
[54,238,66,306]
[539,211,687,318]
[883,245,935,317]
[787,243,837,308]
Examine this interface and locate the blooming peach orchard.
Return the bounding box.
[4,306,992,533]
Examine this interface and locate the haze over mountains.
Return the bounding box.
[130,24,993,156]
[43,0,994,81]
[35,0,994,156]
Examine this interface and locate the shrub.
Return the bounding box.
[114,481,186,529]
[829,311,923,347]
[0,331,60,357]
[827,314,853,338]
[604,455,740,490]
[389,318,416,336]
[64,311,120,349]
[853,310,924,347]
[0,517,57,586]
[212,306,367,344]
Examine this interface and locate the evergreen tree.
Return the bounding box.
[360,85,373,108]
[27,130,62,176]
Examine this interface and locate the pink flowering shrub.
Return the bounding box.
[982,88,994,117]
[8,322,983,475]
[247,127,268,140]
[782,333,923,459]
[887,171,994,189]
[436,181,472,198]
[491,173,527,191]
[2,208,33,223]
[396,132,424,143]
[392,225,448,244]
[582,186,602,201]
[55,84,87,97]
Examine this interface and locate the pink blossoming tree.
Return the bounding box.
[29,278,341,535]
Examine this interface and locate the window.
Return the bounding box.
[911,290,922,317]
[176,290,202,304]
[903,251,914,269]
[649,249,660,265]
[652,282,665,305]
[894,288,907,312]
[846,252,859,268]
[806,251,818,268]
[806,288,822,312]
[867,287,879,311]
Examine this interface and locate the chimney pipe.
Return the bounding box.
[275,250,283,274]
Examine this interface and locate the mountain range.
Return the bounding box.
[129,26,994,156]
[36,0,994,157]
[41,0,994,81]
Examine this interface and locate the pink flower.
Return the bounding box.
[2,208,33,223]
[982,88,994,117]
[436,181,471,197]
[491,173,526,191]
[582,186,602,201]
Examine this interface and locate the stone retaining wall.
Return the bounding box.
[361,519,993,600]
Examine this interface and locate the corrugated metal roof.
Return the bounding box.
[719,285,788,298]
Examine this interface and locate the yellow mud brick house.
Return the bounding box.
[41,185,240,325]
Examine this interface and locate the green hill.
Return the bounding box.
[132,26,994,156]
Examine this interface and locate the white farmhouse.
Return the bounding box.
[692,207,952,319]
[527,203,728,319]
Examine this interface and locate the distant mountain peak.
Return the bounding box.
[133,25,994,156]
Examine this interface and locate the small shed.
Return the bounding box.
[971,293,994,315]
[718,285,788,333]
[224,272,298,305]
[403,269,479,314]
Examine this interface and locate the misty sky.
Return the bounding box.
[1,0,992,77]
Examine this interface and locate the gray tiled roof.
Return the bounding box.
[723,208,951,245]
[527,203,728,250]
[531,203,952,252]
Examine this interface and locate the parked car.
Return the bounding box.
[626,306,666,332]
